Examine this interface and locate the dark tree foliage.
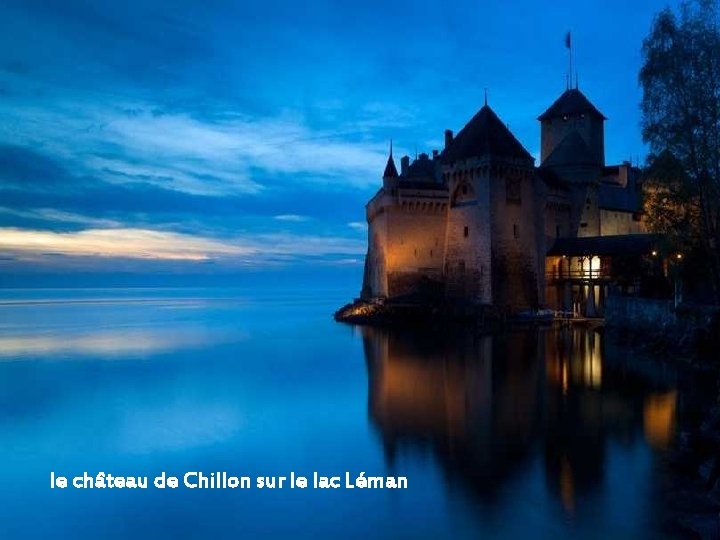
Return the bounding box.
[640,0,720,302]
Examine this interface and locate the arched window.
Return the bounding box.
[452,182,475,206]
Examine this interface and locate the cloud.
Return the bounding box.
[0,137,376,264]
[0,171,371,246]
[0,227,365,264]
[347,221,368,232]
[274,214,309,222]
[0,101,391,198]
[0,227,251,261]
[255,233,364,258]
[0,206,122,228]
[0,2,424,276]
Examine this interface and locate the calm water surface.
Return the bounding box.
[0,288,702,539]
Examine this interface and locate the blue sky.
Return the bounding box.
[0,0,677,281]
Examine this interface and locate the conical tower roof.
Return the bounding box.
[538,88,606,121]
[383,144,398,178]
[442,105,533,163]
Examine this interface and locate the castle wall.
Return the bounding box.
[382,197,447,298]
[443,167,492,303]
[599,209,644,236]
[363,202,389,298]
[489,166,542,312]
[532,176,549,307]
[545,201,572,240]
[576,184,601,237]
[540,164,602,239]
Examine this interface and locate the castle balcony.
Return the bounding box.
[544,234,669,318]
[545,234,663,286]
[545,268,613,285]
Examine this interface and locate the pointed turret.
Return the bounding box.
[383,141,399,179]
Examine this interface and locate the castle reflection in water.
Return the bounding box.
[361,326,677,515]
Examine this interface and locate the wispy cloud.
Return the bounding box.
[347,221,368,232]
[274,214,310,222]
[255,232,364,258]
[0,227,365,264]
[0,101,392,197]
[0,206,122,228]
[0,227,250,261]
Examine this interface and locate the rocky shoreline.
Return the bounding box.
[334,298,498,327]
[333,297,561,328]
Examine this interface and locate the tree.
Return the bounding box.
[643,150,698,250]
[640,0,720,303]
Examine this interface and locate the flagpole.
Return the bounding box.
[572,33,577,88]
[567,31,572,90]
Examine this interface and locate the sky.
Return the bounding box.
[0,0,679,286]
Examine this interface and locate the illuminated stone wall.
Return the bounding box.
[443,165,492,303]
[599,209,644,236]
[362,195,389,298]
[362,188,448,299]
[362,160,544,311]
[384,196,447,298]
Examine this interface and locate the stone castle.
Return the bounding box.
[360,87,646,314]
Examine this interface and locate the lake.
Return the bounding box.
[0,287,703,538]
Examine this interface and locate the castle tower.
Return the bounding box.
[361,146,397,299]
[539,88,606,167]
[538,89,606,238]
[441,104,541,310]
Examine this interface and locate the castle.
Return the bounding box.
[360,87,648,315]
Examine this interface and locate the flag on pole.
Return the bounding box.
[565,31,573,89]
